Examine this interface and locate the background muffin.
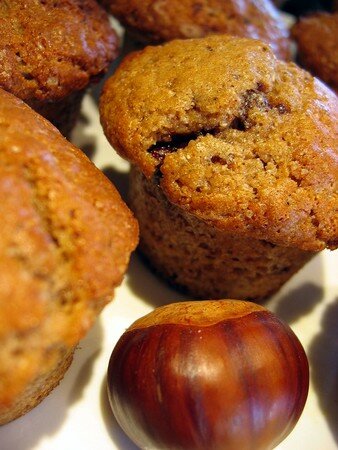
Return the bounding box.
[0,88,138,425]
[100,35,338,301]
[291,13,338,93]
[100,0,291,60]
[0,0,119,137]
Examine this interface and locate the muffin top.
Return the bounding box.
[100,35,338,252]
[0,88,138,408]
[292,12,338,92]
[100,0,290,60]
[0,0,118,101]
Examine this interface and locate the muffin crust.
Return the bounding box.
[0,88,138,423]
[100,0,290,60]
[0,0,119,134]
[101,35,338,253]
[292,13,338,93]
[0,0,118,101]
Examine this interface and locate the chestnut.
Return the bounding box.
[107,300,309,450]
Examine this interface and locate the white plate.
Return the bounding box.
[1,19,338,450]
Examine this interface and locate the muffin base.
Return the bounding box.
[28,90,85,138]
[0,347,74,425]
[129,166,315,302]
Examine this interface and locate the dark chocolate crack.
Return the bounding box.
[148,88,290,184]
[148,130,217,162]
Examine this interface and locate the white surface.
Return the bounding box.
[1,20,338,449]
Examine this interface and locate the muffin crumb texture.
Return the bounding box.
[129,165,314,301]
[0,88,138,424]
[100,35,338,253]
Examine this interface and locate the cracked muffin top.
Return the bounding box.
[0,88,138,408]
[99,0,291,60]
[0,0,118,102]
[291,12,338,93]
[100,35,338,252]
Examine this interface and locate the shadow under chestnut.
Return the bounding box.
[269,254,338,444]
[309,298,338,444]
[273,283,324,324]
[267,253,324,321]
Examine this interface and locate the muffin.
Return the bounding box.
[291,13,338,93]
[0,88,138,425]
[100,0,291,60]
[100,35,338,301]
[0,0,119,137]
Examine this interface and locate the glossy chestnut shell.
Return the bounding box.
[107,300,309,450]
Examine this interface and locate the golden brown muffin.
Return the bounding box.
[0,88,138,425]
[100,35,338,301]
[292,12,338,93]
[100,0,291,60]
[0,0,118,136]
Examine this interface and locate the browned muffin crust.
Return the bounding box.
[0,0,118,101]
[0,0,119,135]
[100,35,338,253]
[100,0,291,60]
[291,12,338,92]
[0,88,138,424]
